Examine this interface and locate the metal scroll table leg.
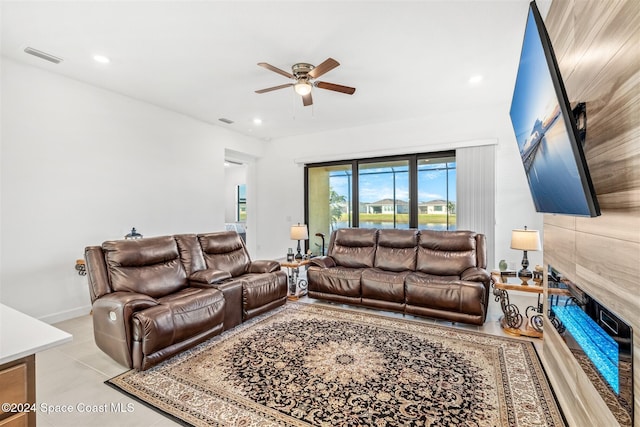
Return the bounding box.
[493,287,523,329]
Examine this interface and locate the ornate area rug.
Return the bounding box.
[107,303,565,426]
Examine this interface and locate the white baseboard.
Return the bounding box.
[39,305,92,324]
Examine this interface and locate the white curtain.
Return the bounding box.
[456,145,496,268]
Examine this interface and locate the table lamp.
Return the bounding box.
[290,223,309,260]
[510,226,541,285]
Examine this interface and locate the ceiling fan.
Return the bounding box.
[255,58,356,107]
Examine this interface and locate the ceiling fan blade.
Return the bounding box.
[257,62,294,79]
[302,92,313,107]
[255,83,293,94]
[315,81,356,95]
[308,58,339,79]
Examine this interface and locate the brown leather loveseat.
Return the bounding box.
[85,231,286,370]
[307,228,490,325]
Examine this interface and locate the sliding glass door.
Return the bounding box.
[417,155,456,230]
[305,151,455,254]
[306,163,353,255]
[358,160,410,229]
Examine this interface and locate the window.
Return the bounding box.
[237,184,246,222]
[305,151,456,254]
[305,164,353,255]
[417,155,456,231]
[359,160,410,229]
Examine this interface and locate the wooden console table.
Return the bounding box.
[0,304,72,427]
[491,270,569,339]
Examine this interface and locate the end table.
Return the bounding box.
[491,270,569,338]
[280,259,310,300]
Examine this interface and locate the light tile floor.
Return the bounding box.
[36,291,542,426]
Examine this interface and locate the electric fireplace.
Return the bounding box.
[547,266,633,426]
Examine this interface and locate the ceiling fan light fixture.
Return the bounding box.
[294,81,312,96]
[256,59,355,107]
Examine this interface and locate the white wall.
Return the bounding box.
[0,58,265,322]
[253,106,544,270]
[0,57,544,322]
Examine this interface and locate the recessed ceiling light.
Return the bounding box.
[93,55,110,64]
[468,75,483,84]
[253,118,262,125]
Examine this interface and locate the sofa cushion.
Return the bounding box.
[134,287,225,356]
[307,266,364,297]
[330,228,378,268]
[374,229,418,272]
[405,272,485,316]
[198,231,250,277]
[237,273,288,311]
[416,230,477,275]
[174,234,207,276]
[361,268,409,303]
[103,236,187,298]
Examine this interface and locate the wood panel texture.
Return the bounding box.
[0,356,35,427]
[542,1,640,426]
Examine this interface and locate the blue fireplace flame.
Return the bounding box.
[553,304,619,394]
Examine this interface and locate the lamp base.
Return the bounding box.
[517,250,532,285]
[517,268,532,285]
[295,240,303,260]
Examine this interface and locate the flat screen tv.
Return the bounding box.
[509,1,600,217]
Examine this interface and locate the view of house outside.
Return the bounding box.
[329,159,456,230]
[306,155,455,256]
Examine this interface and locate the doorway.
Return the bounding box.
[224,159,247,242]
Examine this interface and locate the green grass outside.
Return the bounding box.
[344,213,456,225]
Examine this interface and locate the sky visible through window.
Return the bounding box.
[329,162,456,203]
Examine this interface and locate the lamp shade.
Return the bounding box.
[290,224,309,240]
[510,228,541,251]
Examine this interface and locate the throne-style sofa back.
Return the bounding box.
[308,228,490,325]
[85,231,286,370]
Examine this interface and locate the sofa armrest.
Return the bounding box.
[189,269,232,285]
[194,280,243,330]
[309,256,336,269]
[461,267,490,284]
[247,260,281,273]
[92,292,158,368]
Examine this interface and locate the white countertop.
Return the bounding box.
[0,303,73,365]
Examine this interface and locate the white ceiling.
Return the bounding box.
[0,0,551,141]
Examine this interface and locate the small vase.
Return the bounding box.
[499,259,508,272]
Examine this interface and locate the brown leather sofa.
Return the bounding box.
[85,231,286,370]
[307,228,490,325]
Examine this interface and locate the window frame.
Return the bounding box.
[304,150,455,244]
[236,184,246,222]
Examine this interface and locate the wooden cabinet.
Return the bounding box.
[0,355,35,427]
[0,304,71,427]
[0,413,27,427]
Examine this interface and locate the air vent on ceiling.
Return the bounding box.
[218,118,234,124]
[24,47,63,64]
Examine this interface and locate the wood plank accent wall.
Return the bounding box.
[542,1,640,426]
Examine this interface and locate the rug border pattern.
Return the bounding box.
[107,302,566,427]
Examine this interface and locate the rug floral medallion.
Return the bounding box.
[108,303,566,427]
